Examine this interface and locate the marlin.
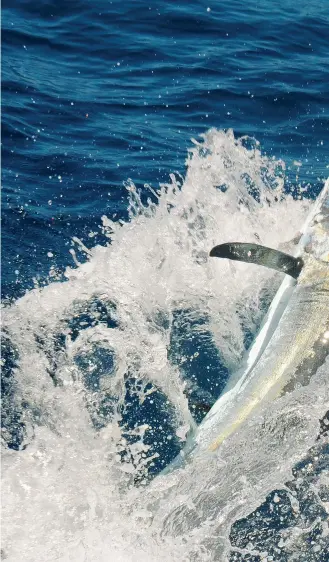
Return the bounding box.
[169,180,329,467]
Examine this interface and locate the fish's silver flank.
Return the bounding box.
[201,180,329,452]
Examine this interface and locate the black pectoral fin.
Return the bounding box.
[209,242,304,279]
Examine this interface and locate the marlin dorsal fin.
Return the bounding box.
[209,242,304,279]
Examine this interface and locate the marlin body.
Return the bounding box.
[175,180,329,463]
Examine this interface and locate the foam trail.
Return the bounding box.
[2,129,320,562]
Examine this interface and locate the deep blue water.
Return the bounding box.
[2,2,329,559]
[2,0,329,300]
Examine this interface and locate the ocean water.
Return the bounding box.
[2,1,329,561]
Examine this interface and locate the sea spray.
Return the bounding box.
[2,129,315,561]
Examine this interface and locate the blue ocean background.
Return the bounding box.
[2,1,329,560]
[3,0,329,300]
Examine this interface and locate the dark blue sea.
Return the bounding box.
[2,1,329,561]
[3,0,329,299]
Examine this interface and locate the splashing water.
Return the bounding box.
[3,129,325,562]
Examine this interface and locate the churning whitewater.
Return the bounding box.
[2,130,328,561]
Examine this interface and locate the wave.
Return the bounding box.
[3,129,324,561]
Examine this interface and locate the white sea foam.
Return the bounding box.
[3,129,325,562]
